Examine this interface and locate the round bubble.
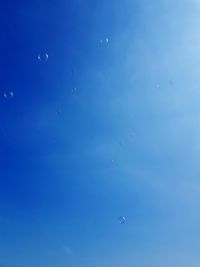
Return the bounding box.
[119,141,123,146]
[56,108,62,115]
[72,87,77,94]
[118,216,126,224]
[129,131,135,138]
[38,53,48,62]
[105,38,109,43]
[70,69,74,76]
[3,91,14,99]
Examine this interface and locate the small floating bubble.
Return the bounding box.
[120,140,125,146]
[3,91,14,99]
[155,83,160,89]
[70,69,74,76]
[118,216,126,224]
[56,108,62,115]
[129,131,135,138]
[38,52,48,62]
[100,38,109,44]
[72,87,77,94]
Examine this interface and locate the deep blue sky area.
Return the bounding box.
[1,0,200,266]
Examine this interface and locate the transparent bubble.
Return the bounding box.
[70,69,74,76]
[100,38,109,44]
[111,159,114,164]
[3,91,14,99]
[38,52,48,62]
[56,108,62,115]
[72,87,77,94]
[129,131,135,138]
[120,140,125,146]
[155,83,160,89]
[118,216,126,224]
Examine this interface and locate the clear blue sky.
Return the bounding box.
[1,0,200,266]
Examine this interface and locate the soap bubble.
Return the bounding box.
[72,87,77,94]
[38,52,48,62]
[120,140,125,146]
[118,216,126,224]
[129,131,135,138]
[70,69,74,76]
[3,91,14,99]
[100,38,109,44]
[56,108,62,115]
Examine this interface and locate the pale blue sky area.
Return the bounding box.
[1,0,200,266]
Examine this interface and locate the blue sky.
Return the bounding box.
[1,0,200,266]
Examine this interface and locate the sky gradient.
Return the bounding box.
[1,0,200,266]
